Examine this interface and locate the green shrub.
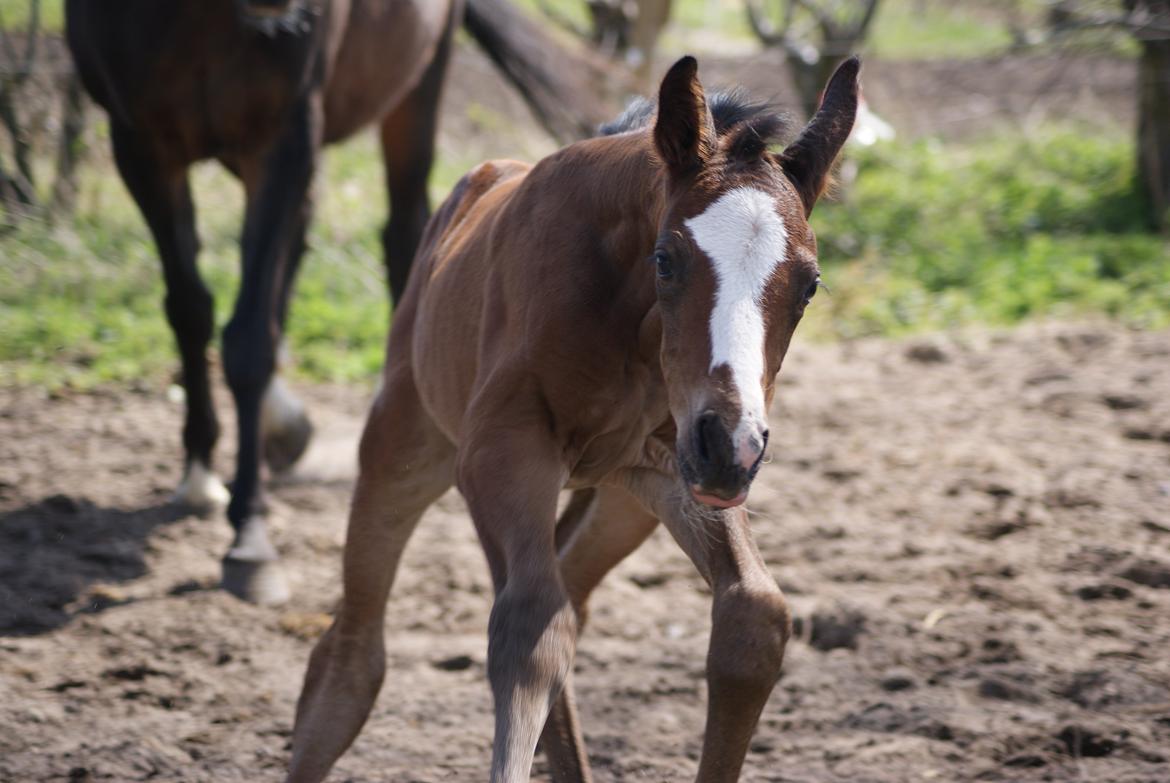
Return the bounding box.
[805,129,1170,339]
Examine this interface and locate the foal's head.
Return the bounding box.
[650,56,859,508]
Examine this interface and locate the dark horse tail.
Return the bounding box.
[463,0,607,142]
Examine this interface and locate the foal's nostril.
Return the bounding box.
[695,411,720,467]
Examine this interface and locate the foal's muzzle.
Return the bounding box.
[681,411,768,508]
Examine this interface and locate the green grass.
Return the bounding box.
[802,128,1170,339]
[0,0,63,32]
[0,130,482,389]
[3,121,1167,390]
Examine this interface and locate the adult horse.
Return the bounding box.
[65,0,598,605]
[288,55,859,782]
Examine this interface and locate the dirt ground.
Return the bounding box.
[2,321,1169,782]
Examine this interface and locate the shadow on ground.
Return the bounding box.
[0,496,188,635]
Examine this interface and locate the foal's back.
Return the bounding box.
[401,136,664,469]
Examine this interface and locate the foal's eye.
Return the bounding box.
[654,250,674,280]
[804,278,821,304]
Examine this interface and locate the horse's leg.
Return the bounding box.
[108,122,225,509]
[458,422,577,783]
[287,363,454,783]
[261,195,313,474]
[221,94,322,605]
[378,2,456,302]
[624,472,790,783]
[541,486,661,783]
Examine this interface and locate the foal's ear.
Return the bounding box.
[778,56,861,216]
[654,56,715,178]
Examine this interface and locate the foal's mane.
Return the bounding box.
[598,89,792,162]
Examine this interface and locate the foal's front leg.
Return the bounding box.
[624,470,791,782]
[458,424,578,783]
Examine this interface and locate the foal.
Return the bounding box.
[288,55,859,782]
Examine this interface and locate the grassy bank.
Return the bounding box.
[2,123,1167,389]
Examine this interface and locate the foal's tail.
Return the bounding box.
[462,0,609,143]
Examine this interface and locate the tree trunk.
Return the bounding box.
[50,71,86,215]
[1136,18,1170,231]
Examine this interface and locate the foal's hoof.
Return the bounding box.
[173,462,230,511]
[221,517,290,605]
[262,377,313,474]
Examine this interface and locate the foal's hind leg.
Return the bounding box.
[287,367,454,783]
[109,123,226,510]
[378,0,456,302]
[541,486,661,783]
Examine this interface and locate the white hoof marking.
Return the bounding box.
[174,461,230,509]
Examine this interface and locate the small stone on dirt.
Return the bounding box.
[1101,393,1147,410]
[905,341,950,363]
[879,669,917,692]
[1140,519,1170,534]
[278,612,332,640]
[433,654,475,672]
[794,605,867,652]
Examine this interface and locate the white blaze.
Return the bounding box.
[684,186,787,452]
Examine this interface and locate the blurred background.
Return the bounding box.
[1,0,1167,388]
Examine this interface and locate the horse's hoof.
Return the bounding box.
[222,556,291,605]
[262,377,313,474]
[221,516,290,605]
[264,411,313,473]
[173,462,230,511]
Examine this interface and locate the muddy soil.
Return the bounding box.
[2,322,1169,782]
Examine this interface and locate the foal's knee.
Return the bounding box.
[487,579,577,696]
[709,583,791,690]
[298,619,386,719]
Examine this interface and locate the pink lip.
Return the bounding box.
[690,486,748,508]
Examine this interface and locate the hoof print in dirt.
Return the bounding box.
[793,604,867,651]
[977,675,1039,703]
[842,702,956,742]
[1003,753,1049,768]
[1074,581,1134,601]
[1058,668,1170,710]
[1116,558,1170,589]
[1057,724,1118,758]
[1101,393,1147,410]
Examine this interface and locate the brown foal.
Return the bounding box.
[288,55,859,782]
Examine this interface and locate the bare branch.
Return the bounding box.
[746,0,788,47]
[534,0,591,41]
[855,0,882,39]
